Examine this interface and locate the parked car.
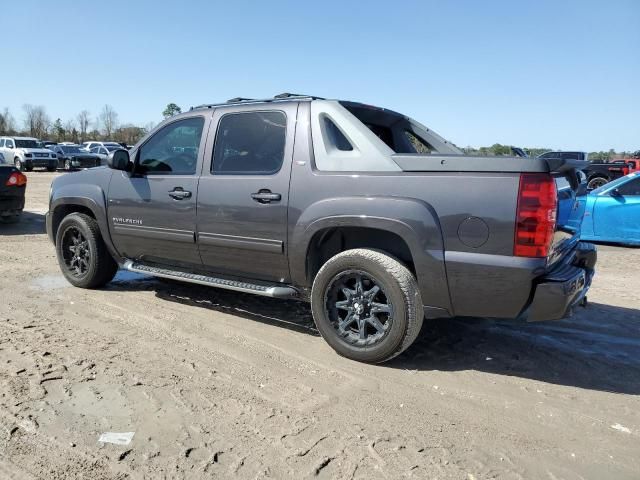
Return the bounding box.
[82,141,122,151]
[46,94,596,363]
[89,144,123,165]
[0,165,27,223]
[582,160,634,190]
[0,136,58,172]
[49,144,102,171]
[538,151,588,162]
[42,140,58,148]
[581,172,640,246]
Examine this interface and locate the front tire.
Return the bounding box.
[14,158,23,171]
[311,249,423,363]
[55,213,118,288]
[64,159,72,171]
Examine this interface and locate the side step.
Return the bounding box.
[123,260,298,299]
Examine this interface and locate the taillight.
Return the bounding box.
[514,173,557,258]
[5,171,27,187]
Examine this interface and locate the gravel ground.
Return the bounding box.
[0,172,639,479]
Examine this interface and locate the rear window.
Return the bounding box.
[340,102,434,154]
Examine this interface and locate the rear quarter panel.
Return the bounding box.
[288,106,536,317]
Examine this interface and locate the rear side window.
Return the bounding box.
[137,116,204,175]
[212,111,286,175]
[0,139,4,147]
[323,117,353,151]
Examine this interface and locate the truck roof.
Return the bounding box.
[190,92,323,111]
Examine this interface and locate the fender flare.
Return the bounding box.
[49,186,122,263]
[289,196,453,314]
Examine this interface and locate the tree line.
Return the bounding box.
[0,103,184,146]
[462,144,635,162]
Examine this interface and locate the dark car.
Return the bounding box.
[46,94,596,363]
[0,165,27,223]
[50,145,102,171]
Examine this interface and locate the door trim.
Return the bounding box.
[198,232,283,253]
[113,223,195,243]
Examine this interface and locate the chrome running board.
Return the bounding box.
[123,260,298,299]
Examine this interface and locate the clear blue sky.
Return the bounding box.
[3,0,639,151]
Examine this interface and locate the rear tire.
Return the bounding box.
[587,176,608,190]
[55,213,118,288]
[311,249,423,363]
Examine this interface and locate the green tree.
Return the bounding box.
[53,118,65,141]
[162,103,182,118]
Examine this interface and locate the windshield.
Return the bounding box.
[15,139,39,148]
[61,146,83,154]
[591,172,640,194]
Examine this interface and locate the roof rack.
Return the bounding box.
[190,93,324,111]
[226,97,255,103]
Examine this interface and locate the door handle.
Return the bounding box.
[251,190,281,204]
[168,188,192,200]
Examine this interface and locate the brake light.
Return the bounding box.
[514,173,557,258]
[5,171,27,187]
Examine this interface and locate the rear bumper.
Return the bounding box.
[0,193,25,215]
[525,242,596,321]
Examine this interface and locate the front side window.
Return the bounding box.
[212,111,286,175]
[0,139,4,147]
[617,177,640,196]
[138,116,204,175]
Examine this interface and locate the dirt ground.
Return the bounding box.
[1,172,639,479]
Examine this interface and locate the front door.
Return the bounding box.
[196,104,297,282]
[107,115,209,268]
[593,176,640,241]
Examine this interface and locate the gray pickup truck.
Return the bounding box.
[46,93,596,363]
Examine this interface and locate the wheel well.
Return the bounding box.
[306,227,415,284]
[51,205,96,244]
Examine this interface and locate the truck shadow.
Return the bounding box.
[392,302,640,395]
[108,274,318,336]
[108,275,640,395]
[0,211,46,236]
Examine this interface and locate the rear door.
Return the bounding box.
[196,103,297,282]
[107,114,210,268]
[593,176,640,241]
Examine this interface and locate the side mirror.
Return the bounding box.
[107,149,131,171]
[610,188,622,197]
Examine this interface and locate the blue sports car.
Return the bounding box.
[580,172,640,246]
